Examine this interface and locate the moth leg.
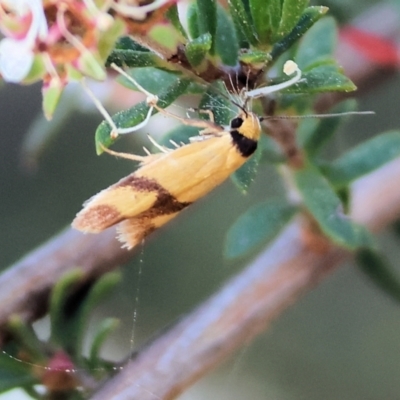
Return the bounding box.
[111,63,223,136]
[99,143,147,162]
[149,99,224,135]
[186,107,215,123]
[146,134,171,153]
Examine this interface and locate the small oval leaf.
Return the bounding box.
[249,0,281,45]
[225,199,297,259]
[196,0,217,53]
[271,6,328,60]
[278,0,309,38]
[215,4,239,66]
[185,33,213,68]
[357,249,400,304]
[296,17,338,70]
[49,270,84,347]
[231,145,262,193]
[323,130,400,188]
[199,81,233,125]
[285,64,356,94]
[294,164,373,249]
[228,0,258,46]
[300,99,357,156]
[166,4,188,40]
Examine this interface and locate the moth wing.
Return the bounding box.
[135,134,243,203]
[117,212,179,249]
[72,175,158,233]
[73,133,244,240]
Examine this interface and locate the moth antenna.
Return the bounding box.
[110,62,157,100]
[235,69,239,96]
[81,79,119,138]
[245,60,302,100]
[228,73,235,96]
[260,110,375,122]
[147,134,170,153]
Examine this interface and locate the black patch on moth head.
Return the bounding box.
[230,130,257,158]
[230,117,243,129]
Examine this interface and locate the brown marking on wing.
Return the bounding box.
[117,175,191,218]
[116,175,163,192]
[115,176,192,248]
[72,204,122,233]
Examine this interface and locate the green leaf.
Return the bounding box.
[0,346,38,393]
[294,164,373,249]
[117,68,178,93]
[228,0,258,46]
[278,0,309,38]
[249,0,281,45]
[185,33,213,68]
[7,316,46,363]
[98,19,126,61]
[323,131,400,188]
[225,199,297,258]
[284,64,356,94]
[95,75,191,154]
[89,318,120,368]
[271,6,328,60]
[159,126,201,147]
[300,99,357,156]
[296,17,337,70]
[238,49,271,67]
[215,4,239,66]
[196,0,217,53]
[199,81,233,125]
[166,4,188,40]
[74,272,121,359]
[357,249,400,304]
[187,2,200,39]
[259,134,286,164]
[114,36,150,52]
[50,270,84,348]
[231,145,262,193]
[106,49,167,69]
[0,352,36,393]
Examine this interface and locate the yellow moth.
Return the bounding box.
[72,61,302,249]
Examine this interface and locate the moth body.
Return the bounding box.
[73,111,261,249]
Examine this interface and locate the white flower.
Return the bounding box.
[0,0,48,82]
[0,38,34,82]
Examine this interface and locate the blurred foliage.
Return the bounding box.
[0,271,121,398]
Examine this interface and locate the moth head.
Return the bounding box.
[230,112,261,141]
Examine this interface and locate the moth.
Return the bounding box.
[72,61,302,249]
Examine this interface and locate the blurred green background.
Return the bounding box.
[2,3,400,399]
